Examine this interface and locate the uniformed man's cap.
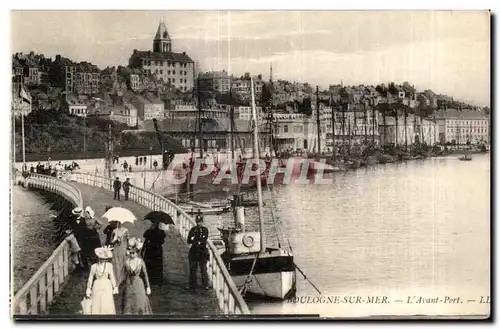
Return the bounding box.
[195,215,203,223]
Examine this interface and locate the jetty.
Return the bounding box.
[11,172,249,318]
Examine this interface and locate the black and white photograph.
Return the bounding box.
[9,9,491,319]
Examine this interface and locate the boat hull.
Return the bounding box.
[225,249,296,300]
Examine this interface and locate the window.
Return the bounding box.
[160,70,163,74]
[173,78,175,83]
[284,125,289,133]
[173,71,176,75]
[167,70,170,75]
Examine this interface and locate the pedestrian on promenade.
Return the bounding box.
[84,206,103,258]
[85,246,118,315]
[143,156,147,165]
[139,157,143,166]
[143,222,166,286]
[186,215,210,291]
[122,238,152,315]
[122,178,132,201]
[153,160,158,170]
[69,207,90,269]
[103,220,118,246]
[123,161,129,172]
[113,177,121,200]
[110,221,129,288]
[135,156,139,166]
[64,228,82,269]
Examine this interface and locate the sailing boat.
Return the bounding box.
[218,78,296,300]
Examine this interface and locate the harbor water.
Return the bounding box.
[11,186,58,293]
[193,154,491,317]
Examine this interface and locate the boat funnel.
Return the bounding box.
[235,206,245,232]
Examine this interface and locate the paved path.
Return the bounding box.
[48,183,220,316]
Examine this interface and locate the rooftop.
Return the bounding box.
[131,50,194,63]
[433,109,489,120]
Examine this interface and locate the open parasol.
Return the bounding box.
[143,211,175,225]
[102,207,137,225]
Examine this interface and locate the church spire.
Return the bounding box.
[153,18,171,53]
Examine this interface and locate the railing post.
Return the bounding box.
[30,285,38,314]
[46,266,53,304]
[38,273,46,313]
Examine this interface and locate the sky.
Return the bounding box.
[11,10,490,106]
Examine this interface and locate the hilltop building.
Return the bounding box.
[129,18,195,92]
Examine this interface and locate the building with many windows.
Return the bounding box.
[273,112,327,153]
[433,109,489,144]
[65,62,100,95]
[129,19,195,92]
[197,70,231,94]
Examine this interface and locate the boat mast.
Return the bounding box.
[330,93,335,160]
[250,77,266,252]
[229,81,235,160]
[196,73,203,158]
[268,64,275,156]
[315,86,321,153]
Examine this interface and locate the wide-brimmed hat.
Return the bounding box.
[72,207,83,216]
[94,246,113,259]
[127,237,144,252]
[84,206,95,219]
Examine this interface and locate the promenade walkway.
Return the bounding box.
[48,182,220,316]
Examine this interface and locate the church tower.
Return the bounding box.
[153,17,172,53]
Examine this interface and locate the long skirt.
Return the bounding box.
[143,245,164,285]
[81,230,102,267]
[122,276,152,315]
[90,278,116,315]
[112,243,127,286]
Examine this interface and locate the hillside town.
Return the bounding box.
[12,19,491,157]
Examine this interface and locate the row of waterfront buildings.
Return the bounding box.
[12,19,490,153]
[136,105,489,155]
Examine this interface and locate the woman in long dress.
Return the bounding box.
[85,247,118,315]
[83,206,103,265]
[110,221,129,287]
[143,222,166,286]
[122,238,152,315]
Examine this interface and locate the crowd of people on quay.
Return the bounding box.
[64,204,211,315]
[18,158,80,178]
[114,155,163,173]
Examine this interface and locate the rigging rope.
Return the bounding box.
[295,263,322,295]
[239,253,259,296]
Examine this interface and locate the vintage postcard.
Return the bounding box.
[10,10,490,319]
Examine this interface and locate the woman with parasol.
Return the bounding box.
[102,207,136,288]
[142,211,174,286]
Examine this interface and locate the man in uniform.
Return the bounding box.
[186,214,210,291]
[113,177,122,200]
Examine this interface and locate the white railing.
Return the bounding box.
[12,173,83,315]
[71,172,251,315]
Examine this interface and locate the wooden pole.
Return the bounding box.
[315,86,321,153]
[250,77,265,252]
